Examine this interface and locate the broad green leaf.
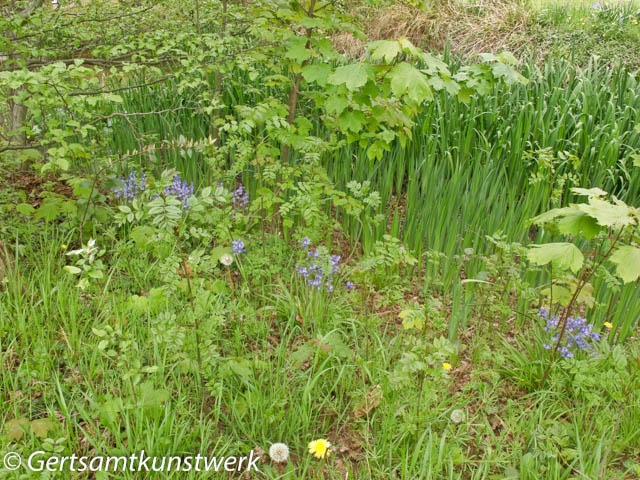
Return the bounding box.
[328,63,374,91]
[578,198,635,227]
[284,37,312,64]
[557,210,601,239]
[368,40,401,63]
[301,64,332,85]
[16,203,35,216]
[31,418,55,439]
[64,265,82,275]
[530,207,574,225]
[571,187,607,198]
[527,243,584,273]
[5,418,29,441]
[389,62,433,103]
[338,110,364,133]
[324,94,348,115]
[609,246,640,283]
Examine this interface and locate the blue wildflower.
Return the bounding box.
[165,175,195,209]
[231,239,245,255]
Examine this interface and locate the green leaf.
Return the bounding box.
[5,418,29,441]
[577,198,635,227]
[389,62,433,103]
[328,63,374,91]
[571,187,607,198]
[368,40,401,63]
[324,94,348,115]
[16,203,35,216]
[609,246,640,283]
[556,210,601,239]
[284,37,312,64]
[64,265,82,275]
[31,418,55,439]
[301,64,332,86]
[338,110,365,133]
[527,243,584,273]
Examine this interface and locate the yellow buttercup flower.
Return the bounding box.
[443,363,452,371]
[61,244,67,249]
[308,439,331,459]
[603,322,613,329]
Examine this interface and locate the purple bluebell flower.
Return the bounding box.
[111,168,146,201]
[231,239,245,255]
[232,184,249,211]
[165,175,195,209]
[344,281,355,290]
[299,237,311,249]
[542,313,602,358]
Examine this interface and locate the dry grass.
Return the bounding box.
[337,0,543,62]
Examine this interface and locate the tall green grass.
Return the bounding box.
[107,57,640,338]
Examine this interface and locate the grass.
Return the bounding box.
[1,216,639,478]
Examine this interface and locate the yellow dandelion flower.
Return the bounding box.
[443,363,452,371]
[603,322,613,329]
[61,244,67,249]
[308,439,331,459]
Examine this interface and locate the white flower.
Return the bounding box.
[269,443,289,463]
[220,253,233,266]
[450,409,465,424]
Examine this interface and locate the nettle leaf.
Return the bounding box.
[389,62,433,103]
[301,64,332,86]
[578,198,635,227]
[368,40,401,63]
[609,246,640,283]
[527,243,584,273]
[328,63,374,92]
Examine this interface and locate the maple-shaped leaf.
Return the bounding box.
[527,243,584,273]
[389,62,433,103]
[301,63,332,86]
[578,198,635,227]
[609,246,640,283]
[328,63,374,91]
[368,40,401,63]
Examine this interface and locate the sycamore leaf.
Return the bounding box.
[284,37,312,64]
[609,246,640,283]
[530,207,574,225]
[527,243,584,273]
[556,210,601,239]
[328,63,374,92]
[338,110,365,133]
[571,187,607,198]
[389,62,433,103]
[301,64,332,86]
[577,198,635,227]
[324,94,348,115]
[368,40,401,63]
